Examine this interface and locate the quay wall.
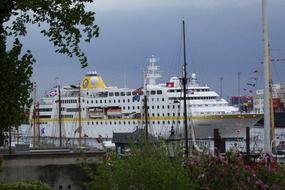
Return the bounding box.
[0,150,105,190]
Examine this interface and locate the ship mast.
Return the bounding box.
[182,20,189,157]
[145,55,161,141]
[262,0,271,154]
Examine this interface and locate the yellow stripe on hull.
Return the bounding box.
[36,113,262,123]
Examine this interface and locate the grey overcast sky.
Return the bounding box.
[22,0,285,99]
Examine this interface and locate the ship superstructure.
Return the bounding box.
[30,56,261,143]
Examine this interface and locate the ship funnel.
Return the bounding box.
[81,71,106,90]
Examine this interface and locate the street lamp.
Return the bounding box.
[166,126,180,158]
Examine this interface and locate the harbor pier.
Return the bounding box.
[0,148,105,189]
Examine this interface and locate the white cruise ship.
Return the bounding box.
[30,56,261,143]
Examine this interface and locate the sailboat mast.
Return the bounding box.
[262,0,271,154]
[182,20,189,157]
[269,59,275,142]
[58,84,63,147]
[78,83,82,146]
[144,71,149,142]
[36,102,40,143]
[32,82,37,147]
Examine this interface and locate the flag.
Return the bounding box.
[41,128,45,135]
[166,82,174,87]
[132,87,143,95]
[132,95,140,102]
[47,89,57,96]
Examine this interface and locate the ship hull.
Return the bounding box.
[190,114,262,138]
[255,111,285,128]
[37,113,261,140]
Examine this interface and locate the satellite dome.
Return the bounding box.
[90,76,98,86]
[191,73,197,80]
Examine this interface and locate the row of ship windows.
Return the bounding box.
[56,97,150,105]
[86,120,182,126]
[38,103,226,113]
[84,98,137,104]
[86,90,163,97]
[85,89,211,98]
[169,96,216,100]
[39,115,73,118]
[80,96,215,105]
[58,96,216,106]
[36,120,182,125]
[123,106,140,110]
[62,99,77,104]
[167,89,210,93]
[37,120,183,125]
[83,97,165,104]
[38,108,79,112]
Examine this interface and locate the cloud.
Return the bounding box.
[92,0,255,12]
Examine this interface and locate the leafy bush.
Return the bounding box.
[186,152,285,190]
[83,143,191,190]
[0,181,52,190]
[186,152,251,189]
[82,144,285,190]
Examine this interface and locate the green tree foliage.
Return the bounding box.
[83,144,191,190]
[2,0,99,67]
[0,0,99,145]
[0,181,52,190]
[0,38,34,145]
